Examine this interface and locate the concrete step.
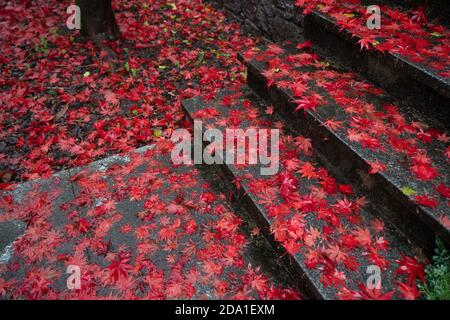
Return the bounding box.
[298,1,450,128]
[238,42,450,254]
[0,145,299,299]
[182,86,426,300]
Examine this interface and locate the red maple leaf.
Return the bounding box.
[294,136,313,155]
[325,244,347,263]
[0,278,14,298]
[293,94,322,112]
[338,184,353,195]
[357,284,395,300]
[397,281,421,300]
[108,252,131,283]
[104,90,120,105]
[410,6,428,24]
[250,273,269,293]
[415,194,439,209]
[357,35,376,51]
[371,219,385,233]
[296,41,313,50]
[267,204,291,218]
[411,163,439,181]
[368,159,387,174]
[75,218,90,234]
[284,158,301,171]
[435,183,450,199]
[360,136,383,151]
[320,176,338,194]
[322,119,343,131]
[166,203,186,215]
[352,227,372,247]
[166,281,186,299]
[267,44,285,55]
[202,261,223,276]
[396,255,425,283]
[298,162,317,179]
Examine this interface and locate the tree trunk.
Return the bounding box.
[77,0,119,41]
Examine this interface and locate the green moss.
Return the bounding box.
[419,239,450,300]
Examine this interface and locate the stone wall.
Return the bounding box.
[208,0,304,41]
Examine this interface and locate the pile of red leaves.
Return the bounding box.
[244,43,450,229]
[0,141,300,299]
[190,87,427,300]
[295,0,450,78]
[0,0,255,184]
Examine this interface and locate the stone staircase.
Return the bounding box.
[238,42,449,255]
[302,1,450,129]
[1,0,448,300]
[182,86,426,299]
[0,146,300,299]
[181,0,450,299]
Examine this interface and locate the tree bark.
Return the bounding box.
[77,0,119,41]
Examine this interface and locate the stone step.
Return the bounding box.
[298,1,450,128]
[0,145,299,299]
[238,42,450,254]
[369,0,450,25]
[182,86,427,300]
